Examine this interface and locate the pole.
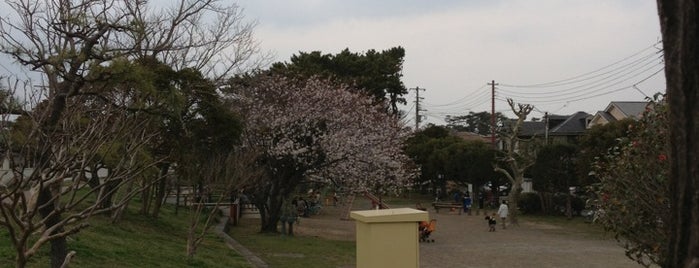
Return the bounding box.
[544,112,549,145]
[413,87,425,131]
[488,80,498,148]
[415,86,420,130]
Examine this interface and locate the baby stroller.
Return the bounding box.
[419,219,437,242]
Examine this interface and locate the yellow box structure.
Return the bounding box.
[350,208,429,268]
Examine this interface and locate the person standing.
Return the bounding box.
[463,193,472,214]
[497,200,509,229]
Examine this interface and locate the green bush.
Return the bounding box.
[518,192,541,214]
[591,96,668,266]
[551,194,586,216]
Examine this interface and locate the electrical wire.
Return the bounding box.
[413,40,665,125]
[422,84,488,108]
[499,40,662,88]
[498,57,662,100]
[497,53,663,99]
[502,64,664,105]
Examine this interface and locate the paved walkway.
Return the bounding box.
[417,209,643,267]
[214,207,268,268]
[219,199,647,267]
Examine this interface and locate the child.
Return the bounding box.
[485,213,497,232]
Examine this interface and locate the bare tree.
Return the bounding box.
[493,98,535,227]
[0,81,159,268]
[184,147,263,258]
[0,1,262,267]
[656,1,699,267]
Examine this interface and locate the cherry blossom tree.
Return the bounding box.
[229,75,415,232]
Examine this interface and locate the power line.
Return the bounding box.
[417,41,665,124]
[422,84,490,109]
[499,40,662,88]
[562,67,665,103]
[502,64,664,105]
[418,84,492,120]
[498,54,663,100]
[422,84,487,108]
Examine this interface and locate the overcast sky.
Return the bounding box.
[237,0,664,126]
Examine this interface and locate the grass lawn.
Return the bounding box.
[225,192,435,268]
[0,204,250,267]
[228,218,355,268]
[520,214,614,240]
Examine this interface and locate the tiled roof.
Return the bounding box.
[609,101,648,119]
[519,121,546,137]
[451,131,490,143]
[509,112,591,137]
[550,112,590,134]
[595,111,616,122]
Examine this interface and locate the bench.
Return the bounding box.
[432,202,463,215]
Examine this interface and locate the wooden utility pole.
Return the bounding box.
[544,112,549,145]
[488,80,498,148]
[413,87,425,131]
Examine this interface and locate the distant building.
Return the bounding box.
[450,130,490,143]
[511,111,591,145]
[587,101,649,128]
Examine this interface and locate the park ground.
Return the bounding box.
[228,196,650,268]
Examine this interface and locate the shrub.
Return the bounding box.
[518,192,541,214]
[590,96,669,266]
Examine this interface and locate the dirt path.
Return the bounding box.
[293,199,646,268]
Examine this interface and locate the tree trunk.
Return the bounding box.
[259,192,284,233]
[151,163,170,218]
[538,192,547,215]
[37,188,67,268]
[100,179,119,210]
[140,183,151,215]
[15,249,27,268]
[508,181,522,226]
[657,1,699,266]
[111,178,135,223]
[287,222,295,236]
[87,168,100,190]
[37,93,69,268]
[256,175,300,233]
[175,184,181,215]
[565,194,573,219]
[474,189,481,215]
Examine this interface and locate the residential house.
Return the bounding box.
[501,112,591,194]
[587,101,649,128]
[451,130,490,144]
[516,111,591,145]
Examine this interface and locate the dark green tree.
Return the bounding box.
[530,143,579,217]
[442,140,502,213]
[405,125,502,204]
[591,99,668,266]
[270,47,408,115]
[445,111,508,135]
[576,118,635,186]
[404,126,455,195]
